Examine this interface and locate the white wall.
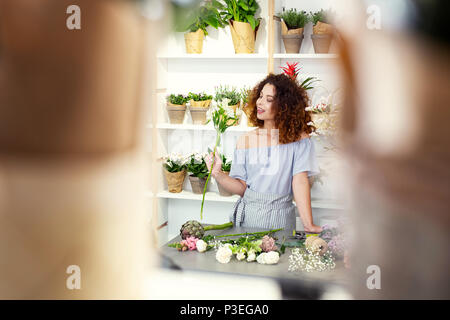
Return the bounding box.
[154,0,346,241]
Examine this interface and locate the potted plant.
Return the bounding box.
[188,92,213,124]
[281,62,320,90]
[214,85,241,111]
[240,86,255,127]
[175,0,225,54]
[163,153,188,193]
[216,153,233,196]
[306,93,339,136]
[219,0,261,53]
[166,94,188,124]
[310,9,335,53]
[186,151,210,194]
[279,9,309,53]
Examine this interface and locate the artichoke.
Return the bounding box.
[180,220,233,239]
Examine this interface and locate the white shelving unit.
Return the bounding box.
[150,0,346,244]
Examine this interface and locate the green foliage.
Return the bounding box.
[240,86,252,105]
[167,94,188,105]
[205,103,239,134]
[219,0,261,30]
[186,155,209,179]
[175,0,226,35]
[221,154,232,172]
[310,8,335,25]
[300,76,320,91]
[280,8,309,29]
[164,159,186,173]
[187,92,213,101]
[214,85,241,106]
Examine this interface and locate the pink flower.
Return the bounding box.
[260,235,277,252]
[185,236,198,251]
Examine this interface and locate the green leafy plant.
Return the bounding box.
[163,153,189,173]
[175,0,226,35]
[187,92,213,101]
[186,152,209,178]
[279,8,309,29]
[167,94,188,105]
[280,62,320,90]
[214,85,241,106]
[219,0,261,30]
[310,8,335,25]
[220,154,232,172]
[240,86,252,105]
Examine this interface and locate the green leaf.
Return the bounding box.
[246,15,256,29]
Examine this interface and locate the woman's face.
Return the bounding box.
[256,83,276,121]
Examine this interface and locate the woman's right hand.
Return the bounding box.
[205,151,222,177]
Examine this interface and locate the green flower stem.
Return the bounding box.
[213,228,283,239]
[203,221,233,231]
[200,131,221,220]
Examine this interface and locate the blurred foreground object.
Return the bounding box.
[0,0,155,298]
[338,0,449,299]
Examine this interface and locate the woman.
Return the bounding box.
[206,74,322,233]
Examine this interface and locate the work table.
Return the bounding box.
[160,226,348,288]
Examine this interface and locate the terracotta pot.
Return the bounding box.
[282,34,304,54]
[166,103,186,124]
[189,105,210,124]
[184,29,204,54]
[188,175,208,194]
[311,34,333,53]
[225,102,241,126]
[217,171,233,196]
[164,168,186,193]
[189,99,211,108]
[229,20,257,54]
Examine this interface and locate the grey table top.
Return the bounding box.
[160,226,348,286]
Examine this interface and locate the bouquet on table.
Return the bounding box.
[168,220,284,265]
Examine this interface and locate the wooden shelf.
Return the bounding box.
[274,53,339,59]
[157,190,240,203]
[149,123,256,132]
[154,190,345,210]
[157,54,268,59]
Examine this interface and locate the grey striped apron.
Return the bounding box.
[230,186,296,231]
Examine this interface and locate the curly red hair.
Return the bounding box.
[247,73,315,144]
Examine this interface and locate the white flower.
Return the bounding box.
[196,240,207,253]
[247,250,256,262]
[236,248,246,261]
[216,245,233,264]
[256,251,280,265]
[264,251,280,264]
[256,253,267,264]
